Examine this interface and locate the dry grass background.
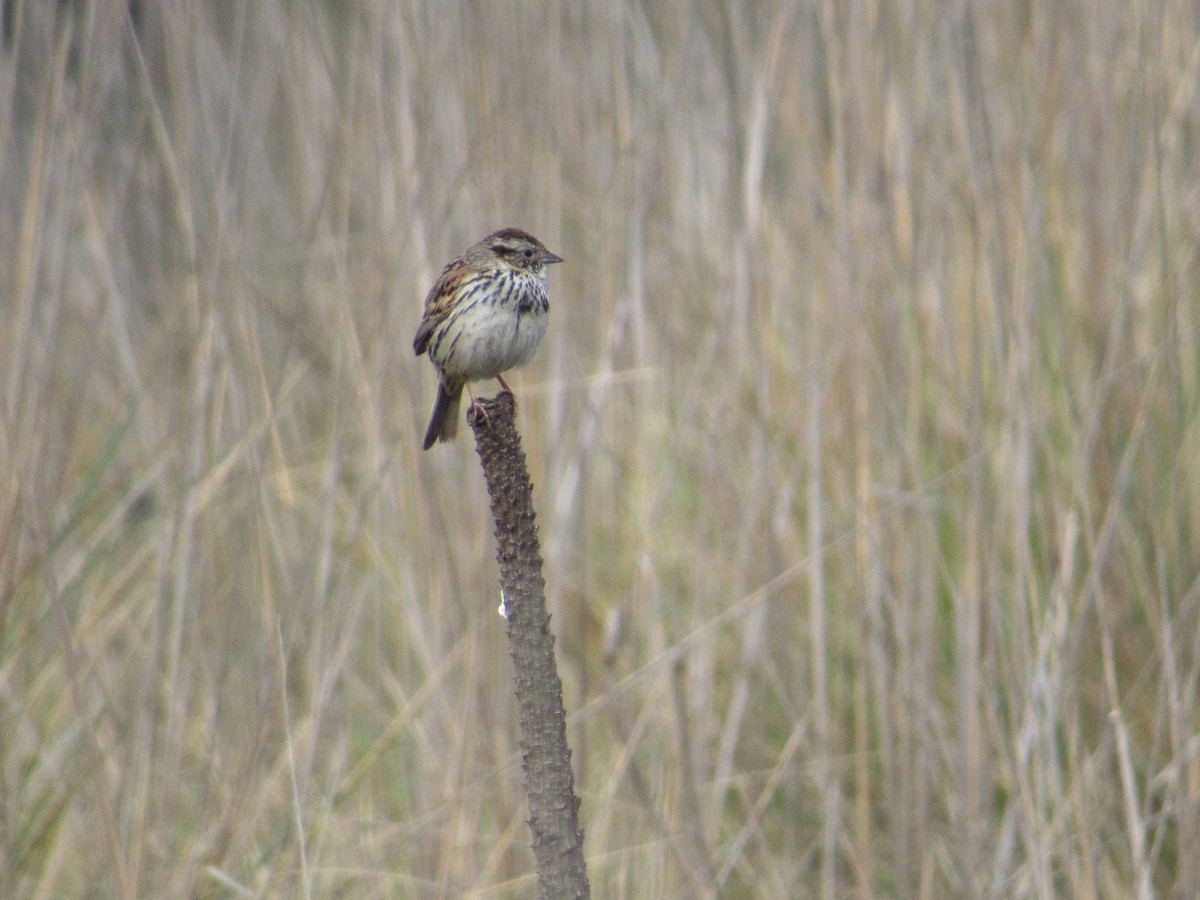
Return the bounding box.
[1,1,1198,897]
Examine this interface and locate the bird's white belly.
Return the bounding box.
[441,303,548,381]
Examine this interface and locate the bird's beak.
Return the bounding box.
[543,250,564,265]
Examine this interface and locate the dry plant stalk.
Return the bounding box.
[468,392,590,899]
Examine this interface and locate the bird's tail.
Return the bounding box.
[422,382,463,449]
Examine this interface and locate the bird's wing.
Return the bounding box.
[412,256,464,356]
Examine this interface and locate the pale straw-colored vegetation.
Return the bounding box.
[2,2,1198,897]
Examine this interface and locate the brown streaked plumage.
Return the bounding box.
[414,228,562,449]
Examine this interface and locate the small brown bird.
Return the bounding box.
[413,228,563,449]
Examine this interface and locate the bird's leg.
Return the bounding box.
[466,382,493,428]
[496,375,518,410]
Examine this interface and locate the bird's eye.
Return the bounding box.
[522,248,534,259]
